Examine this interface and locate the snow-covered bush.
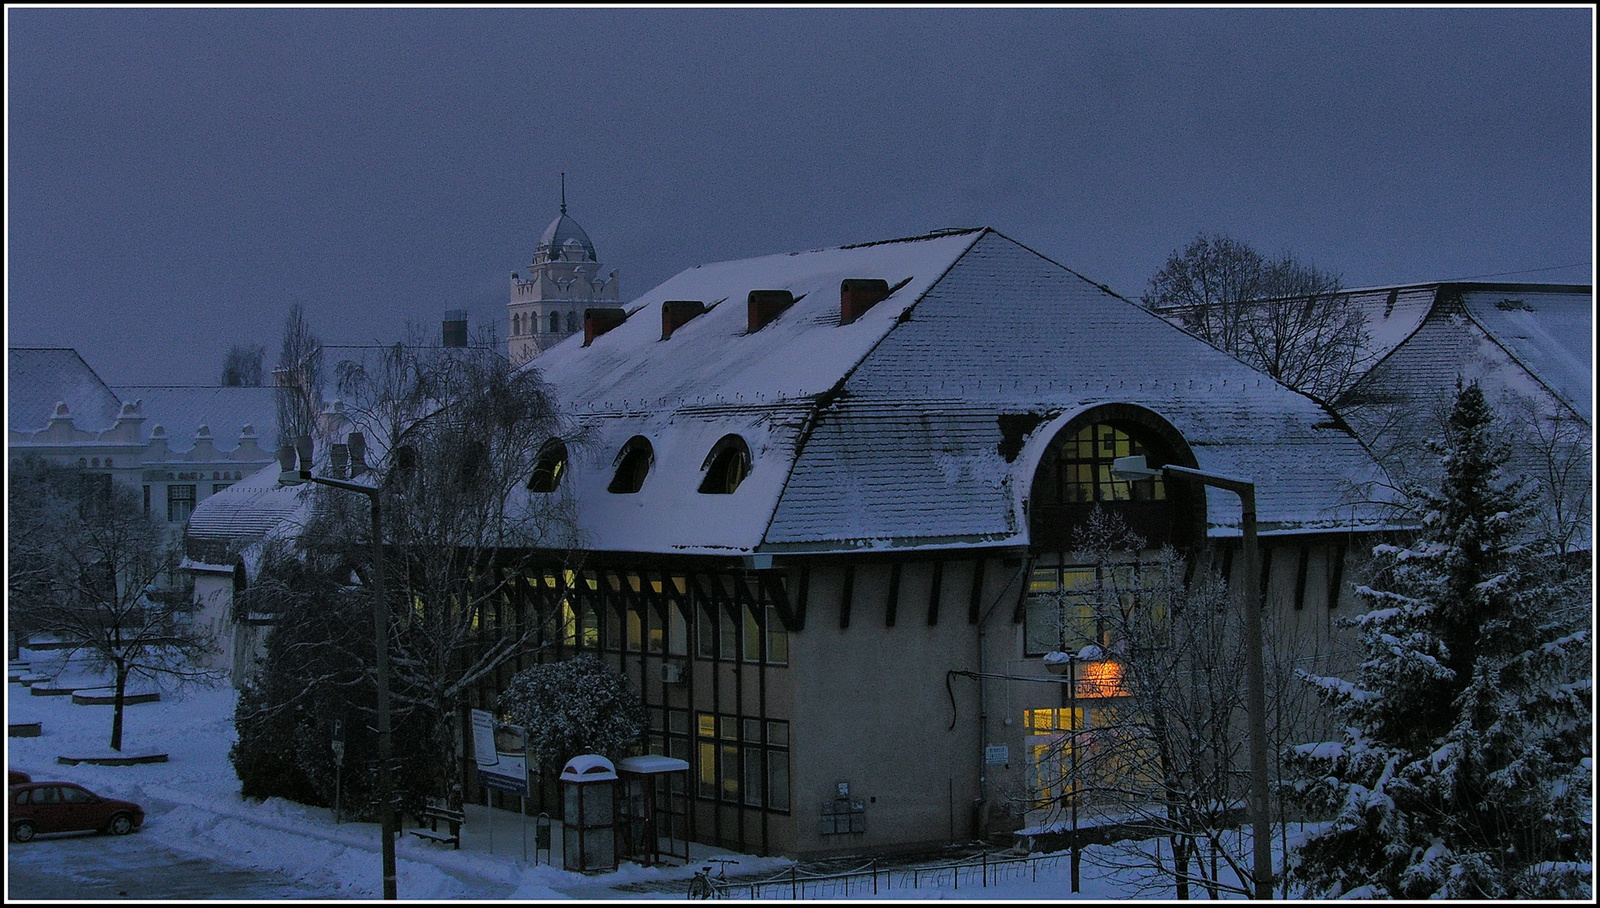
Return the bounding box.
[497,654,647,770]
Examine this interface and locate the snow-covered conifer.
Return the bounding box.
[1285,382,1592,899]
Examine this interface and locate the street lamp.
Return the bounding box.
[279,435,398,901]
[1043,646,1099,894]
[1112,455,1272,900]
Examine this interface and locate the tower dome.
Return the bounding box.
[508,174,620,367]
[536,212,597,264]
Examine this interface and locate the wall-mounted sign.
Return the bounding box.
[985,745,1009,766]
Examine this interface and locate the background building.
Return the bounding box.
[507,187,620,366]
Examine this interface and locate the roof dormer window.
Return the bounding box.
[699,435,751,494]
[608,436,654,494]
[528,439,568,493]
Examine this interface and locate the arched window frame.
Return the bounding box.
[549,311,561,334]
[698,435,752,494]
[528,439,569,493]
[608,436,654,494]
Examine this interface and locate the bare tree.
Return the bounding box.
[300,328,585,809]
[1143,232,1368,401]
[220,343,266,387]
[1024,508,1327,899]
[274,302,324,447]
[1502,394,1591,561]
[8,456,219,750]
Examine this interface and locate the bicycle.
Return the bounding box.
[687,857,739,899]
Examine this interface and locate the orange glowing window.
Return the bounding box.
[1076,660,1129,699]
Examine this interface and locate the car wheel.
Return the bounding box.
[11,820,36,843]
[108,814,134,836]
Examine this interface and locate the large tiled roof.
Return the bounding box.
[7,347,124,433]
[525,229,1392,556]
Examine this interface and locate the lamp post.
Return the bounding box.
[1043,649,1086,893]
[279,435,398,901]
[1112,455,1272,900]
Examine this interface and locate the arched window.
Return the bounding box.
[512,313,522,336]
[608,436,654,494]
[566,311,580,334]
[698,435,752,494]
[549,311,561,334]
[1036,423,1165,505]
[528,439,568,493]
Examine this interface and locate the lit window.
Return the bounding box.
[608,437,653,494]
[698,435,751,494]
[528,439,568,492]
[1038,423,1165,505]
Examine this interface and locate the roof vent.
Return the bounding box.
[747,290,795,333]
[583,307,627,346]
[661,300,706,340]
[840,279,891,325]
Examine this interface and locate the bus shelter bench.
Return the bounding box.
[411,802,465,849]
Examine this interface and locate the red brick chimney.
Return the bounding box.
[661,300,707,340]
[747,290,795,333]
[583,308,627,346]
[840,279,891,325]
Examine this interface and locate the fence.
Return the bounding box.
[714,850,1069,900]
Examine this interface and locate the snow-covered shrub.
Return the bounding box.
[497,654,647,770]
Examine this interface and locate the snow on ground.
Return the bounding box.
[8,665,1308,901]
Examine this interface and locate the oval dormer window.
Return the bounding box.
[699,435,751,494]
[608,436,654,494]
[528,439,568,493]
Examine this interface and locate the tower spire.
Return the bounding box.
[560,172,567,215]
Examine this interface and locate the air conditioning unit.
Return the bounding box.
[660,662,686,684]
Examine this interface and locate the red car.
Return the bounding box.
[9,781,144,842]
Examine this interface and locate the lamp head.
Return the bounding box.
[1112,455,1161,481]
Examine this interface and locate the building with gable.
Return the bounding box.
[506,186,620,366]
[1331,282,1590,469]
[7,347,278,527]
[195,228,1398,858]
[458,227,1395,857]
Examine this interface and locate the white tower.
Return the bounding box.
[508,175,620,365]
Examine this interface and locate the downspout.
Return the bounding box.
[974,555,1028,838]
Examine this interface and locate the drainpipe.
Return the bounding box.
[974,555,1027,840]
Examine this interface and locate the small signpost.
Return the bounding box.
[331,720,346,824]
[472,709,531,858]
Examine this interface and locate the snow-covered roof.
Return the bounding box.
[186,462,310,549]
[522,229,1392,556]
[6,347,124,434]
[1457,287,1592,419]
[110,385,279,453]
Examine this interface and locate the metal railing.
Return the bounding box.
[716,850,1069,900]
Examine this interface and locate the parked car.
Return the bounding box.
[9,769,31,786]
[9,781,144,842]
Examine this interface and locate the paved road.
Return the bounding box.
[6,828,333,900]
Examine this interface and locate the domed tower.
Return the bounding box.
[508,176,621,365]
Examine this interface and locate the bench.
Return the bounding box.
[410,802,465,849]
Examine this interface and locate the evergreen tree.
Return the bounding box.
[1285,383,1592,899]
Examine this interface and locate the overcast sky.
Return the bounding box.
[6,6,1593,386]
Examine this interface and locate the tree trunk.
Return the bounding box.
[111,659,128,751]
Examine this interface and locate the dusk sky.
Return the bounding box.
[6,6,1593,387]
